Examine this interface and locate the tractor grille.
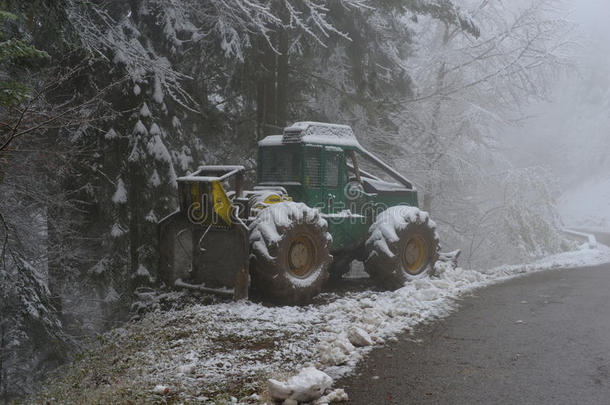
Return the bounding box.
[282,129,303,143]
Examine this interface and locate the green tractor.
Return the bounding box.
[159,122,456,305]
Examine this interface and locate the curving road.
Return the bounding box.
[340,233,610,404]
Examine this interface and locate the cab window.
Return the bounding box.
[305,146,322,188]
[259,146,301,184]
[325,150,341,189]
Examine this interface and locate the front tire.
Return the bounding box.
[364,206,439,289]
[249,202,332,305]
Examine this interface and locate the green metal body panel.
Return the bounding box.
[256,141,419,253]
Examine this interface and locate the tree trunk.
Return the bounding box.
[256,20,290,137]
[128,164,140,281]
[262,44,277,135]
[46,206,63,316]
[256,54,266,139]
[423,24,451,214]
[0,321,7,404]
[276,29,289,127]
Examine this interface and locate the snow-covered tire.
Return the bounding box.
[249,202,332,305]
[364,206,440,290]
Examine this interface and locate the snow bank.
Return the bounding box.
[45,243,610,403]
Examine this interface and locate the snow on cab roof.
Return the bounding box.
[258,121,363,148]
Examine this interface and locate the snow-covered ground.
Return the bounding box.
[559,175,610,232]
[37,242,610,404]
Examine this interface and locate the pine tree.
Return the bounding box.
[0,9,68,401]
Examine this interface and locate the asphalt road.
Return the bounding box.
[340,233,610,405]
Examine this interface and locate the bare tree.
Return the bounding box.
[381,0,573,266]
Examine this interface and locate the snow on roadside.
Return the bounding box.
[38,243,610,403]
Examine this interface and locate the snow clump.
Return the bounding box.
[268,366,333,403]
[111,179,128,204]
[153,385,169,395]
[347,326,373,347]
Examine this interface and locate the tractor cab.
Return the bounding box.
[256,122,419,252]
[256,122,418,215]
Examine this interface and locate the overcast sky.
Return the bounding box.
[572,0,610,44]
[573,0,610,24]
[500,0,610,181]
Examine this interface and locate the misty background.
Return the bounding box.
[504,0,610,230]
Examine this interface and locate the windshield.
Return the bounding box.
[259,146,302,184]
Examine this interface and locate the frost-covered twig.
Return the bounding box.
[0,210,9,269]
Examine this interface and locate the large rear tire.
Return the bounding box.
[249,202,332,305]
[364,206,439,290]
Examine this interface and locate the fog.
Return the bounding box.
[573,0,610,44]
[502,0,610,229]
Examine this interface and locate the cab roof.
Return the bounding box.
[258,121,363,149]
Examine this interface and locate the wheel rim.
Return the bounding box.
[401,234,427,275]
[288,235,316,278]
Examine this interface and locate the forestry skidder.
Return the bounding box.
[159,122,457,305]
